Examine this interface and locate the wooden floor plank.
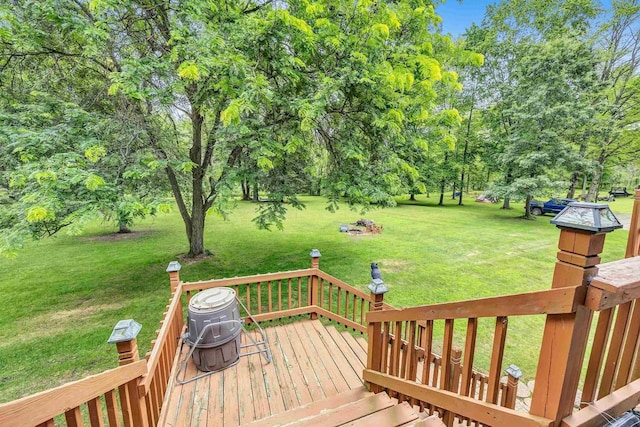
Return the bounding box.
[236,332,256,426]
[279,323,325,402]
[162,342,190,427]
[251,328,286,417]
[341,331,368,366]
[300,321,351,394]
[309,320,364,389]
[355,336,369,354]
[222,364,239,427]
[325,326,367,372]
[291,321,339,398]
[263,326,299,411]
[245,330,271,421]
[189,367,210,427]
[270,324,314,406]
[172,345,199,427]
[343,401,418,426]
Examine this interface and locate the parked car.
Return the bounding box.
[609,187,630,197]
[528,198,577,216]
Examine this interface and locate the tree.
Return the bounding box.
[584,0,640,200]
[465,0,600,215]
[1,1,479,256]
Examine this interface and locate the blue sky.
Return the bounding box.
[436,0,496,37]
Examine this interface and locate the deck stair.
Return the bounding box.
[244,386,440,427]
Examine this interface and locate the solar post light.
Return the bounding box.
[550,202,623,233]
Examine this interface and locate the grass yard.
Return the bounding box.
[0,194,634,403]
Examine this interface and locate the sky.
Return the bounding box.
[436,0,496,37]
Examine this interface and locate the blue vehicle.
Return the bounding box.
[528,198,577,216]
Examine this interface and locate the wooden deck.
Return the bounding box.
[159,319,369,426]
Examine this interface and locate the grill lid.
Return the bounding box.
[189,287,236,312]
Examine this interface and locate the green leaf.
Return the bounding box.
[85,174,106,191]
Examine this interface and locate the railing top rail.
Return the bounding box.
[0,360,147,427]
[586,256,640,311]
[315,270,374,301]
[367,286,583,323]
[181,268,316,291]
[139,283,183,392]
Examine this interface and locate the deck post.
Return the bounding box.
[504,365,522,410]
[366,278,389,393]
[108,319,142,366]
[530,227,611,424]
[309,249,321,320]
[166,261,182,294]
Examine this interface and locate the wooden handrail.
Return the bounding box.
[181,268,316,291]
[0,360,147,427]
[366,286,583,323]
[585,256,640,310]
[363,370,553,427]
[139,283,184,393]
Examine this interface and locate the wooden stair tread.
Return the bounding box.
[287,392,394,427]
[243,386,372,427]
[406,415,447,427]
[342,401,419,426]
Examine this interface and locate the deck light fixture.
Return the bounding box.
[505,364,523,379]
[107,319,142,344]
[310,249,322,258]
[550,202,623,233]
[368,278,389,295]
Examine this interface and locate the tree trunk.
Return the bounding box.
[566,171,579,199]
[118,220,131,234]
[586,150,607,202]
[459,95,474,206]
[524,194,532,219]
[439,178,445,206]
[241,180,250,200]
[189,207,206,256]
[187,109,207,257]
[502,197,510,209]
[409,193,416,201]
[252,182,259,202]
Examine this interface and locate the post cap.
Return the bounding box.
[166,261,182,273]
[368,278,389,295]
[107,319,142,344]
[310,249,321,258]
[505,364,523,379]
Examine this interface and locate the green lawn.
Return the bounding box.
[0,195,633,402]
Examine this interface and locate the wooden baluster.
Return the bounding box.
[186,290,191,304]
[126,378,148,427]
[626,189,640,258]
[268,281,273,312]
[343,291,349,319]
[421,320,434,386]
[461,318,478,396]
[329,282,333,312]
[235,284,239,300]
[297,277,302,307]
[433,358,441,387]
[64,407,82,427]
[246,284,250,312]
[390,321,403,377]
[288,278,292,309]
[36,420,55,427]
[257,282,262,314]
[319,279,324,308]
[278,280,282,311]
[440,319,454,391]
[381,321,390,373]
[407,321,418,382]
[360,298,365,325]
[337,288,342,316]
[598,302,632,398]
[88,396,104,427]
[104,389,121,427]
[616,300,640,390]
[352,294,357,322]
[486,316,508,404]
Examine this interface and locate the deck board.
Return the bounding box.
[160,320,366,426]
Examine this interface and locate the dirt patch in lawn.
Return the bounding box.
[84,231,153,242]
[377,259,412,273]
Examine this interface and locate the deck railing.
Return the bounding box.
[0,360,148,427]
[364,189,640,427]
